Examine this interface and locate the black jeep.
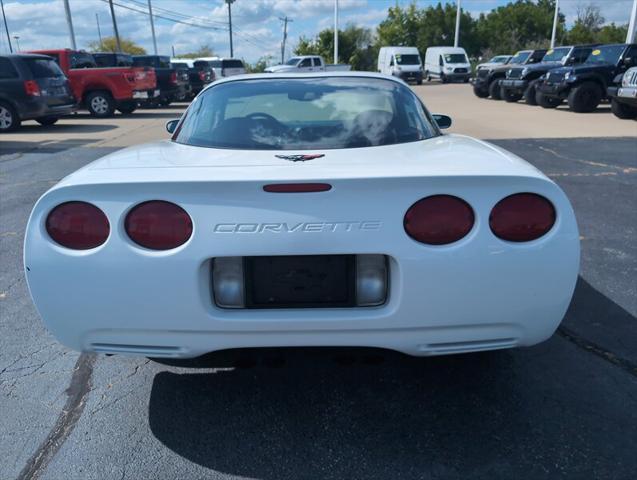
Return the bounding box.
[607,67,637,119]
[471,49,546,100]
[499,45,595,105]
[535,43,637,112]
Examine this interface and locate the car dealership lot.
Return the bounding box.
[1,87,636,479]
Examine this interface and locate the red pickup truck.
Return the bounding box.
[29,49,157,117]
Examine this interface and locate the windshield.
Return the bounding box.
[222,59,244,69]
[541,47,571,63]
[443,54,467,64]
[395,54,421,65]
[489,56,509,64]
[24,58,65,78]
[285,57,301,65]
[509,51,531,64]
[585,45,625,65]
[174,77,438,150]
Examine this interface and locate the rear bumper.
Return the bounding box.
[607,86,637,106]
[17,98,76,121]
[25,176,580,359]
[499,79,528,94]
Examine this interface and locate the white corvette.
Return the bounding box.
[24,73,579,358]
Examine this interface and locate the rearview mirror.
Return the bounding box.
[166,119,179,134]
[433,114,452,129]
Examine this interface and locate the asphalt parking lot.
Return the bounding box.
[1,84,636,480]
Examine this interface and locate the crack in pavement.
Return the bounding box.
[16,354,96,480]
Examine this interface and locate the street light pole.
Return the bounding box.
[550,0,559,48]
[0,0,12,53]
[334,0,339,64]
[63,0,76,50]
[96,13,102,44]
[627,0,637,43]
[454,0,461,47]
[226,0,235,57]
[148,0,158,55]
[108,0,122,53]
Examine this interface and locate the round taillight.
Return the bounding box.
[489,193,556,242]
[125,200,192,250]
[46,201,110,250]
[404,195,474,245]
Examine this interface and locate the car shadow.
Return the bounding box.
[147,276,637,479]
[15,122,118,133]
[0,138,102,155]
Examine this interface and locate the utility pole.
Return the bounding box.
[96,13,102,44]
[63,0,76,50]
[628,0,637,43]
[334,0,338,64]
[279,16,292,64]
[0,0,12,53]
[108,0,122,52]
[148,0,158,55]
[226,0,235,57]
[550,0,559,48]
[454,0,461,47]
[172,45,175,57]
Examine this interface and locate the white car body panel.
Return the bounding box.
[24,73,580,359]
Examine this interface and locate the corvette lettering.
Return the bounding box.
[213,221,382,233]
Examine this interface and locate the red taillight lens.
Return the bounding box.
[24,80,41,96]
[169,71,178,85]
[490,193,556,242]
[46,202,110,250]
[404,195,474,245]
[125,201,192,250]
[198,71,206,81]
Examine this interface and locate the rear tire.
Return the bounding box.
[567,81,602,113]
[35,116,59,126]
[610,99,637,119]
[523,80,539,105]
[0,102,20,132]
[86,91,115,117]
[536,91,562,108]
[117,101,137,115]
[500,86,522,102]
[488,80,501,100]
[416,78,423,85]
[441,73,448,84]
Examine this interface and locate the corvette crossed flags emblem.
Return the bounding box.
[275,154,325,162]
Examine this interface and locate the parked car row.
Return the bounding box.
[0,49,250,132]
[471,43,637,119]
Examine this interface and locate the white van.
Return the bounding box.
[377,46,423,84]
[424,47,471,83]
[196,57,246,78]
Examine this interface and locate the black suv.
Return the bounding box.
[607,67,637,119]
[170,59,214,99]
[0,54,75,132]
[536,43,637,112]
[472,49,547,99]
[499,45,595,104]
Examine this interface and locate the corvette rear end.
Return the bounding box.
[24,73,579,358]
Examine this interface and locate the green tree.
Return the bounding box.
[475,0,565,54]
[295,24,375,70]
[87,36,146,55]
[177,45,215,59]
[566,5,628,45]
[245,56,273,73]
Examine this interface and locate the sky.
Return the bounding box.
[0,0,634,62]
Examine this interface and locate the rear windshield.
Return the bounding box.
[222,59,244,69]
[171,62,189,69]
[174,77,438,150]
[395,54,421,65]
[24,58,65,78]
[94,54,133,67]
[509,51,531,64]
[541,47,571,63]
[444,54,467,63]
[70,52,97,69]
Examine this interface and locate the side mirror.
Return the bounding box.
[165,119,179,134]
[623,57,634,67]
[433,114,452,130]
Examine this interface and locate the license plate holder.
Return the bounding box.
[245,255,355,308]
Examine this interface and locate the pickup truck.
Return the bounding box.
[29,49,157,116]
[536,43,637,112]
[264,56,351,73]
[132,55,189,106]
[499,45,595,104]
[607,67,637,119]
[170,58,214,98]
